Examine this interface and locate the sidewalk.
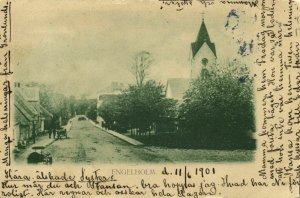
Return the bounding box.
[89,120,144,146]
[14,134,56,163]
[31,135,56,148]
[14,119,73,163]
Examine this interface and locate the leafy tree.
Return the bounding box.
[98,95,122,130]
[98,80,177,134]
[120,80,176,133]
[86,100,97,121]
[74,98,89,115]
[25,82,72,127]
[179,68,255,146]
[68,95,76,117]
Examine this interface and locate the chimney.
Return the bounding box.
[14,82,21,88]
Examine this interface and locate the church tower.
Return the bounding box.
[190,17,217,79]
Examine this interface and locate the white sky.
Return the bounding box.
[12,0,257,97]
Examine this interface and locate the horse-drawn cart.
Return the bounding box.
[56,127,67,139]
[27,146,52,164]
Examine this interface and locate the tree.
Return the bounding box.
[25,82,73,127]
[98,95,121,129]
[119,80,177,134]
[86,100,97,121]
[98,80,177,134]
[179,65,255,148]
[74,99,89,115]
[68,95,76,117]
[130,51,154,87]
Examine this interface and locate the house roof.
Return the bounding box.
[39,104,53,118]
[191,20,216,58]
[98,92,122,100]
[14,106,32,125]
[19,87,40,102]
[166,78,191,100]
[14,90,38,122]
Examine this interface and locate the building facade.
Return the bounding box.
[13,83,53,149]
[190,18,217,79]
[166,18,217,101]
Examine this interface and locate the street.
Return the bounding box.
[14,118,254,164]
[43,119,171,164]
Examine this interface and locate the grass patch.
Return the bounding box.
[133,132,256,150]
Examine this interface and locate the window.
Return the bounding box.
[201,58,208,66]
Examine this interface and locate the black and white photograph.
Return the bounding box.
[11,1,258,165]
[1,0,300,197]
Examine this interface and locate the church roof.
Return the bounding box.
[191,20,216,58]
[166,78,191,100]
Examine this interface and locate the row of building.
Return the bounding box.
[13,83,53,149]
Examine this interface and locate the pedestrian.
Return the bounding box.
[48,130,51,138]
[52,129,56,139]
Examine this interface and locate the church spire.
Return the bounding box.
[196,19,211,43]
[191,16,216,58]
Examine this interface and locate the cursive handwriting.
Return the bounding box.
[159,0,192,11]
[0,1,11,48]
[0,80,11,131]
[2,134,12,166]
[0,50,12,75]
[220,0,258,8]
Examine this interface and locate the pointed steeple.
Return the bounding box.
[191,18,216,58]
[196,20,211,43]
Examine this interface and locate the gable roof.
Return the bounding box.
[20,87,39,102]
[14,90,38,122]
[14,106,29,125]
[14,88,53,123]
[166,78,191,100]
[39,104,53,118]
[191,20,216,58]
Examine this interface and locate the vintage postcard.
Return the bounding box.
[0,0,299,197]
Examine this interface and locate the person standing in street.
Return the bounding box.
[52,129,56,139]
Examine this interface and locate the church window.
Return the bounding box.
[201,58,208,66]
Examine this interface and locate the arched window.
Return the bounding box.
[201,58,208,66]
